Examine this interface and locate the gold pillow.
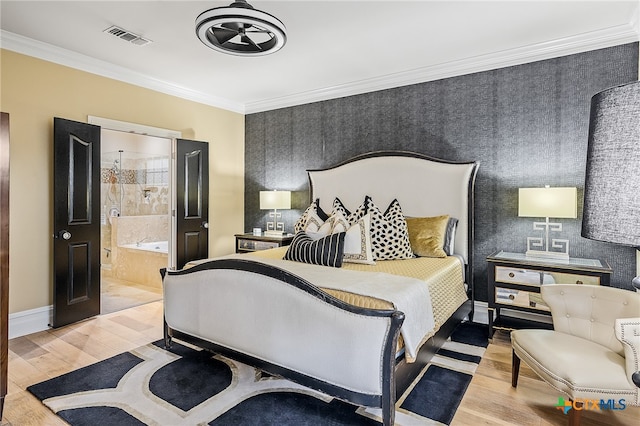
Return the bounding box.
[405,215,449,258]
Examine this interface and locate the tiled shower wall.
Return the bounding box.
[100,155,169,266]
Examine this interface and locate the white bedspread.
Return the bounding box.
[213,254,436,362]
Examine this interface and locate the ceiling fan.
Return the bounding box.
[195,0,287,56]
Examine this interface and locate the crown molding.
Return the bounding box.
[0,30,245,114]
[245,21,640,114]
[2,16,639,116]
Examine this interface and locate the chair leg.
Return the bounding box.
[511,350,521,388]
[568,400,582,426]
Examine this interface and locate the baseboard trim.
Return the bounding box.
[9,305,52,339]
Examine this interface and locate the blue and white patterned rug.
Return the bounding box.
[28,322,487,425]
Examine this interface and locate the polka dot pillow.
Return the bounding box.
[331,197,367,223]
[294,199,329,233]
[364,197,414,260]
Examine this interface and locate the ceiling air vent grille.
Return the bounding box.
[104,25,151,46]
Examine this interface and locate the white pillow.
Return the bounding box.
[294,199,329,233]
[306,216,333,240]
[304,210,330,233]
[295,200,333,238]
[331,212,375,265]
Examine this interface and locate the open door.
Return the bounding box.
[176,139,209,269]
[52,118,101,328]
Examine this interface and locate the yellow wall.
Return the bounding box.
[0,49,245,314]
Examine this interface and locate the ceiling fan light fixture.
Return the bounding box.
[196,0,287,56]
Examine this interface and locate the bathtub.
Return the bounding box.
[121,240,168,254]
[114,241,169,289]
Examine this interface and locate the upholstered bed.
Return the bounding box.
[162,151,478,425]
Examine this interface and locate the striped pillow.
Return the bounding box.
[284,231,346,267]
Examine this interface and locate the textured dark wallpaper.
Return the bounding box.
[245,43,639,300]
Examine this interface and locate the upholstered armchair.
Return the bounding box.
[511,284,640,425]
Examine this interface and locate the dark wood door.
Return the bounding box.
[176,139,209,269]
[0,112,10,419]
[52,118,101,328]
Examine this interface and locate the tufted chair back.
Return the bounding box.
[541,284,640,356]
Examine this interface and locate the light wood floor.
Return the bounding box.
[452,330,638,426]
[101,274,162,315]
[2,302,638,425]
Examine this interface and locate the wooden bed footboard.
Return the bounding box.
[161,259,405,425]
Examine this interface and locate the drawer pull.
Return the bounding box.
[509,272,515,278]
[576,280,583,284]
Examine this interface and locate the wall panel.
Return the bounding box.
[246,43,639,299]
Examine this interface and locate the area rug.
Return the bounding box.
[28,322,487,425]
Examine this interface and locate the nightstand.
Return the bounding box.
[235,233,294,253]
[486,250,612,339]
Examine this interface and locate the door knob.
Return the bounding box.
[58,230,72,240]
[202,221,209,229]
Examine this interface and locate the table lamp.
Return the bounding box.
[518,186,577,260]
[581,80,640,292]
[260,190,291,236]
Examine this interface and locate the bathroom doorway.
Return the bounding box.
[100,129,171,314]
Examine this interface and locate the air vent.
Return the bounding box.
[103,25,152,46]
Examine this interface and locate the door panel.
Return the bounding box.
[52,118,101,328]
[184,149,204,218]
[69,135,92,224]
[176,139,209,269]
[184,231,203,263]
[68,242,91,302]
[1,112,10,418]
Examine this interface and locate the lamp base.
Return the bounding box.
[525,249,569,261]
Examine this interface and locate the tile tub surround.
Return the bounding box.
[111,247,167,290]
[111,215,170,289]
[112,215,169,247]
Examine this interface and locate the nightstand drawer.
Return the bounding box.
[495,266,603,286]
[237,239,279,251]
[235,233,294,253]
[494,266,554,287]
[547,272,600,285]
[495,286,550,312]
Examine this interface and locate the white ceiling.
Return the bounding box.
[1,1,639,114]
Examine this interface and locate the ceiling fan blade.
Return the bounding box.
[222,22,247,32]
[245,29,273,35]
[241,35,262,51]
[212,27,239,44]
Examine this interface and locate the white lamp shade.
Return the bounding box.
[260,190,291,210]
[518,187,577,219]
[582,80,640,246]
